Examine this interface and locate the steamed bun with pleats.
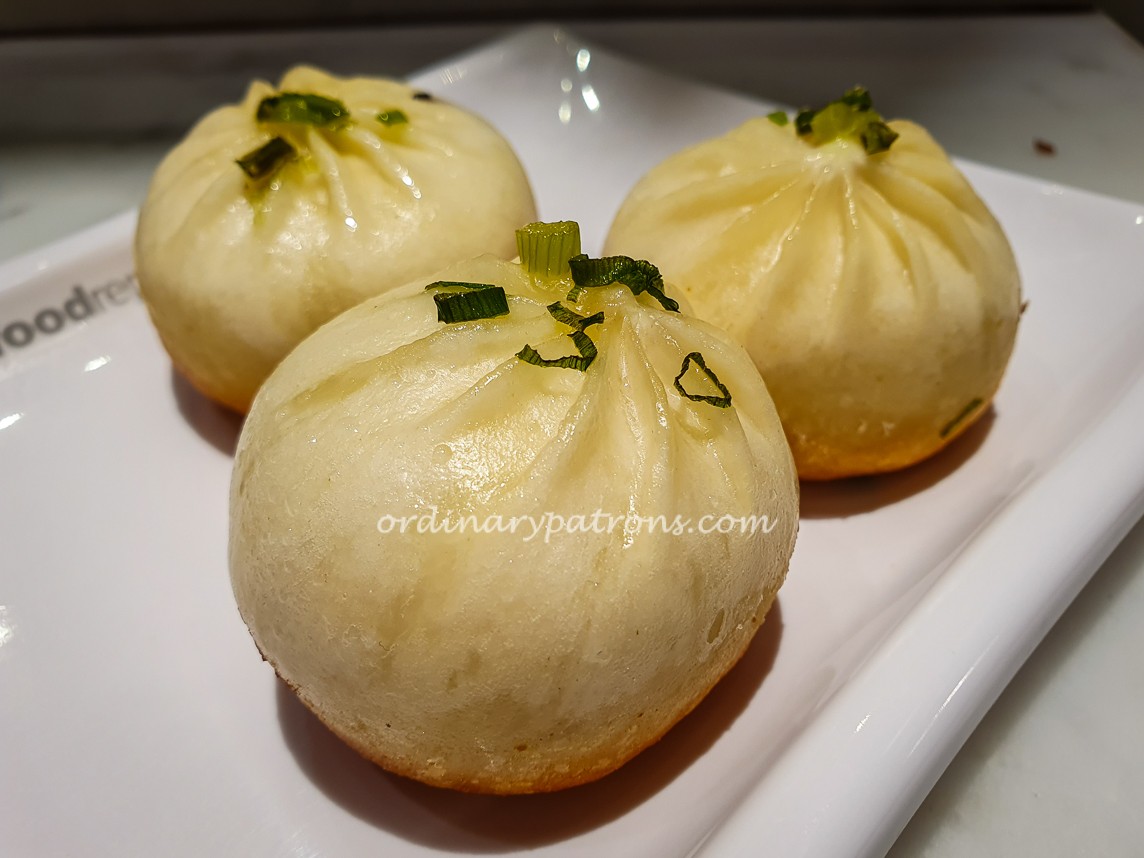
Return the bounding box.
[604,89,1022,479]
[229,222,799,793]
[135,66,536,412]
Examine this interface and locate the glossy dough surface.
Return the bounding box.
[135,66,536,412]
[229,256,799,793]
[605,118,1021,479]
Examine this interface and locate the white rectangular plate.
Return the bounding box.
[4,25,1144,858]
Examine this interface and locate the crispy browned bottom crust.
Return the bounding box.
[245,588,780,795]
[136,276,257,415]
[793,394,995,482]
[172,356,252,415]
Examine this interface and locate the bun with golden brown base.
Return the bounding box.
[605,94,1021,480]
[229,234,798,792]
[136,66,536,413]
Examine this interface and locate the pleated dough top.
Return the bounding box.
[229,253,799,792]
[136,66,537,411]
[606,115,1021,478]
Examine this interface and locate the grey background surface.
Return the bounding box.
[0,1,1095,34]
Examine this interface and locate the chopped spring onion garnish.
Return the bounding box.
[431,286,509,324]
[766,111,789,126]
[376,109,408,126]
[793,87,899,155]
[840,87,873,111]
[516,221,583,280]
[794,108,816,136]
[939,397,983,438]
[516,330,598,372]
[546,302,603,331]
[236,136,296,181]
[256,92,348,126]
[860,120,899,155]
[673,352,732,408]
[424,281,507,322]
[567,254,680,312]
[516,300,604,372]
[424,280,499,292]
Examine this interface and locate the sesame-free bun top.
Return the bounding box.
[229,237,798,794]
[135,66,536,413]
[605,94,1021,479]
